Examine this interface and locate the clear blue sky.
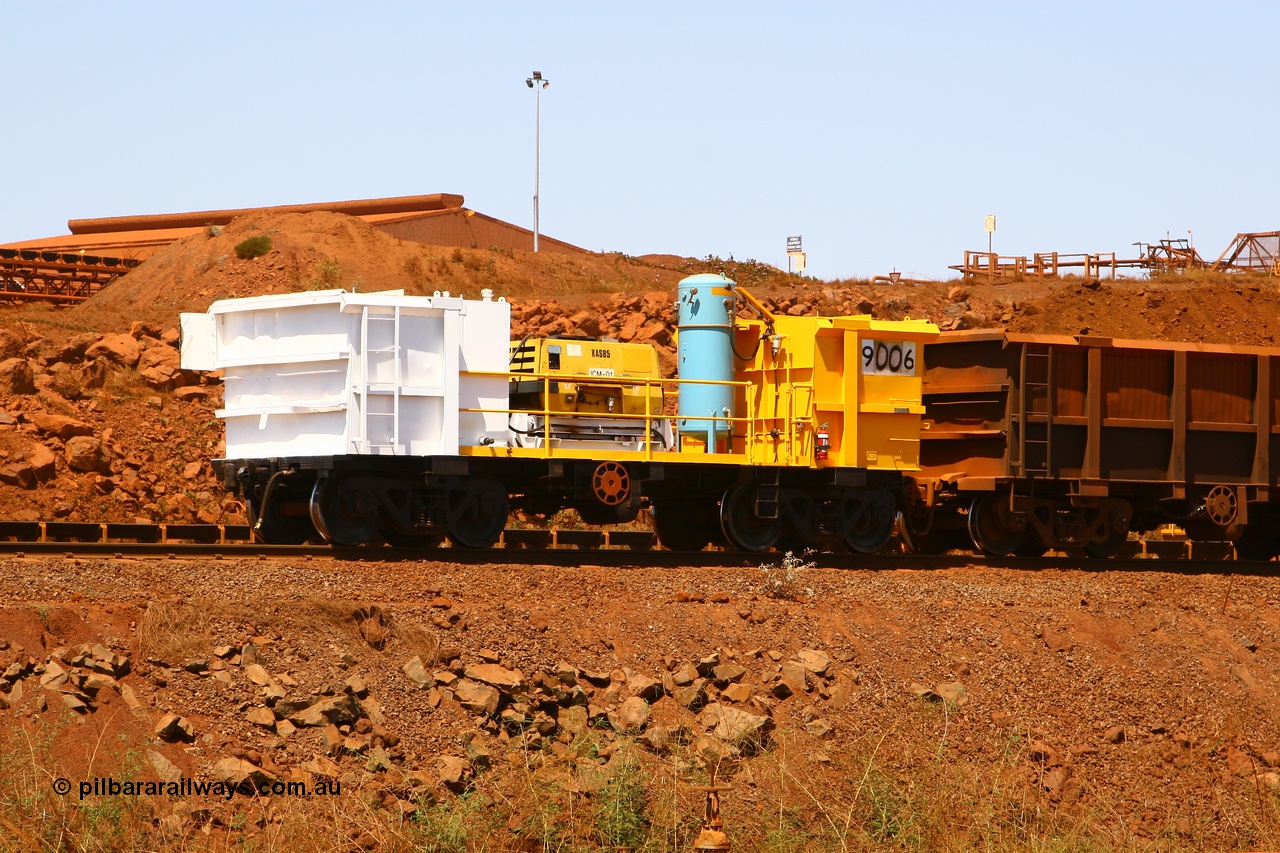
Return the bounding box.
[2,3,1275,281]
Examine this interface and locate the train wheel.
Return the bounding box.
[1083,534,1125,559]
[720,487,782,552]
[652,499,715,551]
[247,492,317,545]
[310,477,381,547]
[844,488,896,554]
[448,480,509,549]
[967,494,1025,557]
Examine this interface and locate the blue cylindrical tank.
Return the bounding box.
[677,273,737,448]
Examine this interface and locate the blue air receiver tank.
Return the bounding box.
[676,274,737,449]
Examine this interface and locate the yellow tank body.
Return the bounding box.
[509,338,663,416]
[731,313,939,471]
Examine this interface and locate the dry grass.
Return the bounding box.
[1149,267,1278,287]
[137,599,215,665]
[2,708,1276,852]
[293,599,441,663]
[102,366,148,398]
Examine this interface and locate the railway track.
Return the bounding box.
[0,520,1274,575]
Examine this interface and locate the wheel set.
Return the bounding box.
[250,473,511,550]
[654,485,900,554]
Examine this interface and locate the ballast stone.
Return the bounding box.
[289,694,361,728]
[795,649,833,677]
[453,679,501,716]
[0,358,35,394]
[155,713,196,742]
[609,696,650,733]
[463,663,523,690]
[28,413,93,440]
[698,702,774,747]
[214,757,275,788]
[778,661,809,695]
[65,436,107,473]
[401,657,434,689]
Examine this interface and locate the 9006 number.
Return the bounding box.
[861,340,916,375]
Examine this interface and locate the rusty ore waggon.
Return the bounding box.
[907,330,1280,559]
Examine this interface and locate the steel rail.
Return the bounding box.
[0,536,1274,576]
[0,520,1273,573]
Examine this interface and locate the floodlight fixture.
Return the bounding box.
[525,70,550,251]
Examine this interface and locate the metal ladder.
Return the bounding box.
[361,306,401,454]
[1020,347,1052,476]
[755,467,781,519]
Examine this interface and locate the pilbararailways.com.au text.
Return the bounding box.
[56,776,342,802]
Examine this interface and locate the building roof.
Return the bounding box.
[1,193,585,259]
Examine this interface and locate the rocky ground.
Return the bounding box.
[0,213,1279,851]
[2,555,1279,851]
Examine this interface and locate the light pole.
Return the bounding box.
[525,71,549,252]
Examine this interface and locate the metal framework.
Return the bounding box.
[0,248,138,303]
[1133,238,1205,274]
[953,231,1280,282]
[1212,231,1280,273]
[952,250,1133,281]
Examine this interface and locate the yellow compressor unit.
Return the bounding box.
[508,337,670,451]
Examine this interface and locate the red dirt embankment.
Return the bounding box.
[1,555,1277,850]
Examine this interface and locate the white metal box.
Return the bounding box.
[180,289,510,458]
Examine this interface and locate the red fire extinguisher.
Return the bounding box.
[815,423,830,461]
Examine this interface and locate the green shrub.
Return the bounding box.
[595,752,650,848]
[234,235,272,260]
[306,257,342,290]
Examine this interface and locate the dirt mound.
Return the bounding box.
[80,210,807,319]
[0,318,233,527]
[79,211,475,317]
[75,204,1280,349]
[1007,276,1280,345]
